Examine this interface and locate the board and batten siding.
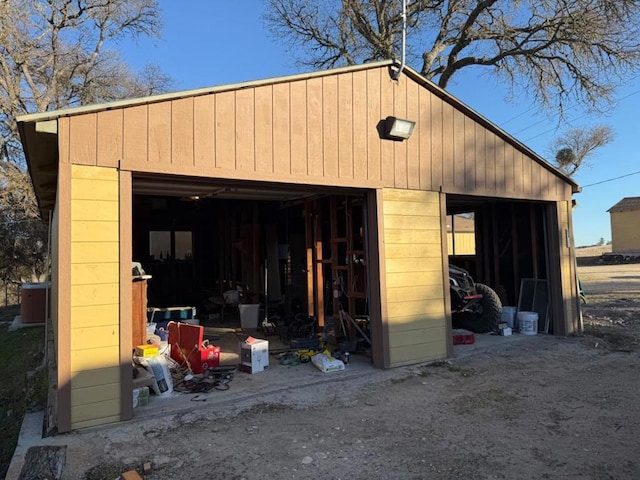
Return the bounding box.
[556,201,580,335]
[382,189,448,366]
[59,66,571,203]
[69,165,121,430]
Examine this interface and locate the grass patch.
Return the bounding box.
[0,306,47,479]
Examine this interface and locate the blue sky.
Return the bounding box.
[118,1,640,247]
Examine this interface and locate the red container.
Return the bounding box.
[168,322,220,373]
[452,328,475,345]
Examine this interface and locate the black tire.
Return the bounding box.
[470,283,502,333]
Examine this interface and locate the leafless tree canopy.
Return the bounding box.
[265,0,640,114]
[0,0,172,166]
[550,125,614,175]
[0,0,171,288]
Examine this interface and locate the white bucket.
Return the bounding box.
[517,311,538,335]
[501,306,517,329]
[239,304,260,330]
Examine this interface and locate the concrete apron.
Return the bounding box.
[6,331,548,479]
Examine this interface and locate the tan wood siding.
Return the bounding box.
[610,210,640,252]
[69,165,120,430]
[382,189,448,366]
[556,201,580,335]
[61,65,571,202]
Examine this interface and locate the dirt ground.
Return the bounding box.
[13,263,640,480]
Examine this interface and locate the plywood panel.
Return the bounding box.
[254,85,274,173]
[441,102,454,186]
[464,116,476,189]
[123,105,148,166]
[323,75,339,178]
[392,76,408,189]
[366,69,381,182]
[147,102,172,166]
[387,313,446,329]
[272,83,291,175]
[352,70,368,180]
[69,114,97,166]
[389,321,447,338]
[338,73,354,179]
[385,256,443,274]
[194,95,215,168]
[405,79,419,190]
[453,109,465,188]
[171,97,195,167]
[384,215,440,230]
[384,243,442,259]
[475,126,486,188]
[289,80,307,176]
[235,89,255,171]
[380,76,395,186]
[418,87,432,190]
[71,165,118,181]
[307,77,323,177]
[96,110,123,168]
[214,91,236,170]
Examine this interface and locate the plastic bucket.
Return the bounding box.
[517,311,538,335]
[239,304,260,330]
[501,306,517,329]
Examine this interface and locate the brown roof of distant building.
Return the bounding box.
[607,197,640,213]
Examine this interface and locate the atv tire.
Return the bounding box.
[472,283,503,333]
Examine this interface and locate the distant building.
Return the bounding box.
[607,197,640,253]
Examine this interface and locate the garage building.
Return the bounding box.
[18,60,582,432]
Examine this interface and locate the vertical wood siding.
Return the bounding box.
[60,66,570,202]
[557,201,579,335]
[69,165,121,430]
[382,189,448,366]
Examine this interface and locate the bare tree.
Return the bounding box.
[264,0,640,114]
[550,125,614,176]
[0,0,172,296]
[0,0,173,166]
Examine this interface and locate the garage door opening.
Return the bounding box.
[131,174,375,370]
[447,195,556,335]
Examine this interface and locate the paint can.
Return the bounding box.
[517,311,539,335]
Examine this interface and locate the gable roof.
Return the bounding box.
[17,60,580,215]
[607,197,640,213]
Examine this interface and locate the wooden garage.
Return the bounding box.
[17,60,582,433]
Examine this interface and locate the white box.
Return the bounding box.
[239,337,269,374]
[500,327,512,336]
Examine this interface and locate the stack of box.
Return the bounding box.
[239,337,269,374]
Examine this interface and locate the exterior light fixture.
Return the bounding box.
[384,116,415,141]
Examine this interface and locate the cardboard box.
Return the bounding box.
[134,344,158,357]
[239,337,269,374]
